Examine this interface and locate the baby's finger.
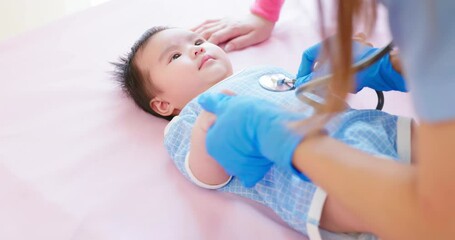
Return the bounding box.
[199,110,217,131]
[220,89,236,96]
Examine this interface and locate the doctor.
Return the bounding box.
[197,0,455,239]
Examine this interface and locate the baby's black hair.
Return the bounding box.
[112,26,174,121]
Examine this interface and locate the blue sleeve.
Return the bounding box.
[383,0,455,122]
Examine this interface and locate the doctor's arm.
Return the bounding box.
[292,120,455,239]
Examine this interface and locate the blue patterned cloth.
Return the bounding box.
[164,66,408,239]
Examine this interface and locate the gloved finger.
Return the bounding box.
[197,92,232,114]
[352,41,378,61]
[296,42,323,78]
[294,72,313,87]
[241,177,260,188]
[235,170,264,188]
[238,164,272,188]
[232,157,273,188]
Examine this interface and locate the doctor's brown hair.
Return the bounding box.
[323,0,377,113]
[298,0,378,131]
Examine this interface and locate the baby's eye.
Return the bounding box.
[170,53,181,62]
[195,39,204,46]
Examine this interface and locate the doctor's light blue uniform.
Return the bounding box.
[383,0,455,122]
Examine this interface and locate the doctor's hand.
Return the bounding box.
[296,36,407,92]
[191,14,275,52]
[198,93,309,187]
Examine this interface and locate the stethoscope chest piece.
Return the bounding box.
[258,74,296,92]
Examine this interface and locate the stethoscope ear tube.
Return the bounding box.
[375,90,384,110]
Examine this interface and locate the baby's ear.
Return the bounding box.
[150,97,176,116]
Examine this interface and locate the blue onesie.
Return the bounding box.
[164,66,412,240]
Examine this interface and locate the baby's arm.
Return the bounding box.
[187,110,231,187]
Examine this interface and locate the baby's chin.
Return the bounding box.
[217,69,234,83]
[208,62,233,80]
[207,76,226,87]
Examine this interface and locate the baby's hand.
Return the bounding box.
[196,111,216,132]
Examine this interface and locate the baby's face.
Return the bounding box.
[137,28,233,113]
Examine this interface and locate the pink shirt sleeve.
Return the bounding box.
[250,0,285,22]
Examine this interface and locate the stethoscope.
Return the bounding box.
[259,41,394,110]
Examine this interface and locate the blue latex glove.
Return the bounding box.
[296,41,408,92]
[198,93,310,187]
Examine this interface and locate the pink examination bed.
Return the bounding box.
[0,0,414,239]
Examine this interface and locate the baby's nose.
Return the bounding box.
[194,47,205,56]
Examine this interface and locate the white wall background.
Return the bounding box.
[0,0,110,41]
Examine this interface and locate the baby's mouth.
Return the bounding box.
[199,55,214,70]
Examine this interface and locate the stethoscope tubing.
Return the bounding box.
[295,42,393,111]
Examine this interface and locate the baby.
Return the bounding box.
[113,26,412,239]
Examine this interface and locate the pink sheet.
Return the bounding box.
[0,0,414,239]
